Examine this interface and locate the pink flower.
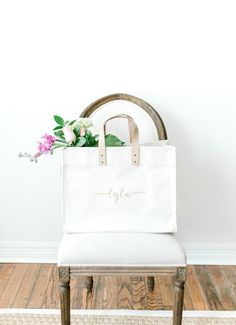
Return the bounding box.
[63,126,76,143]
[37,134,56,155]
[19,134,56,162]
[80,127,85,136]
[33,152,41,158]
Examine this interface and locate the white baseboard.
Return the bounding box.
[0,241,235,265]
[184,243,236,265]
[0,241,58,263]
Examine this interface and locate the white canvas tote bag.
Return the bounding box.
[63,114,176,233]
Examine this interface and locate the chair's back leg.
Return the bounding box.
[147,276,155,292]
[85,276,94,293]
[59,267,71,325]
[173,267,187,325]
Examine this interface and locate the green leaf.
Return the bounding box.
[54,130,64,137]
[73,128,80,137]
[69,119,77,125]
[105,134,125,146]
[52,145,62,149]
[52,143,68,148]
[74,137,86,147]
[84,132,98,147]
[55,136,65,141]
[54,130,65,142]
[86,130,92,137]
[54,115,64,126]
[53,125,63,131]
[54,140,68,145]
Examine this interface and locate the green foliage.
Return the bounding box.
[53,125,63,131]
[54,130,65,141]
[105,134,125,146]
[54,130,64,137]
[52,116,125,150]
[84,130,98,147]
[54,115,64,126]
[74,137,86,147]
[20,116,125,163]
[73,127,80,137]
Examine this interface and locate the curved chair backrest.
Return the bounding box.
[80,93,167,143]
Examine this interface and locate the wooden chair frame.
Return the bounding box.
[59,266,187,325]
[58,94,187,325]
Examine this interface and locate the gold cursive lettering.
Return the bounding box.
[95,187,147,203]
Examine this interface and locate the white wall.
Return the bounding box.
[0,1,236,262]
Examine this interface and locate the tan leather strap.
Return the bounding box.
[98,114,139,166]
[104,117,133,143]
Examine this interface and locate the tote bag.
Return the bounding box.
[63,114,176,233]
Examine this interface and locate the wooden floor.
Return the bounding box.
[0,264,235,310]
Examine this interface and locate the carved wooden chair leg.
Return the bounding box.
[85,276,93,294]
[147,276,155,292]
[59,267,70,325]
[172,267,187,325]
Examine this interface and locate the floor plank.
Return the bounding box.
[0,264,235,310]
[146,277,164,310]
[93,276,105,309]
[195,265,224,310]
[71,277,81,309]
[207,265,235,310]
[182,282,194,310]
[0,264,15,302]
[12,264,41,308]
[131,276,147,310]
[220,266,236,310]
[41,264,59,309]
[0,264,28,307]
[117,276,133,309]
[158,276,174,310]
[102,276,118,309]
[71,277,90,309]
[27,264,54,308]
[186,265,209,310]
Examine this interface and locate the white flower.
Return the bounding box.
[73,118,93,129]
[63,126,76,143]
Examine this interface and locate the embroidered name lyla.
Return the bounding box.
[95,187,147,203]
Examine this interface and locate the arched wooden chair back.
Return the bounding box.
[80,93,167,143]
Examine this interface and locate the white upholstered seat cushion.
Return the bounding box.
[57,233,186,267]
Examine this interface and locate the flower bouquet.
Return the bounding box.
[19,115,124,162]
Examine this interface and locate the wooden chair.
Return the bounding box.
[58,93,187,325]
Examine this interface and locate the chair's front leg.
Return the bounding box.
[173,267,187,325]
[59,267,70,325]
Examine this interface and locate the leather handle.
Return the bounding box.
[103,115,133,143]
[98,114,139,166]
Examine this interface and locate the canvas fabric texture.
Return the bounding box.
[63,142,176,233]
